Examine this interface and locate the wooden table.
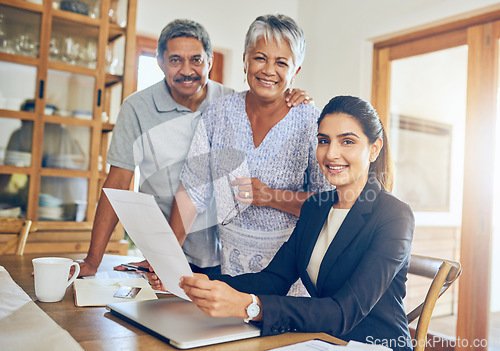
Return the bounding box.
[0,253,346,350]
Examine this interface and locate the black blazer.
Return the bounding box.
[214,177,414,351]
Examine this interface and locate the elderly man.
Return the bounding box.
[78,19,310,277]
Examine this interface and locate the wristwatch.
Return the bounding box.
[244,294,260,323]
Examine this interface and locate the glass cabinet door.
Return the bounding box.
[0,62,38,111]
[42,123,90,170]
[1,117,34,167]
[0,116,32,219]
[0,0,134,225]
[0,5,41,58]
[46,70,95,118]
[50,19,99,68]
[0,172,29,219]
[39,176,88,221]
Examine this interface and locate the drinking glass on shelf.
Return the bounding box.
[15,34,36,57]
[62,36,80,65]
[79,40,97,68]
[49,37,61,61]
[0,13,6,53]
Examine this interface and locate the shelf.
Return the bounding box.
[0,51,39,65]
[0,164,32,174]
[109,23,126,42]
[0,110,36,120]
[47,60,97,76]
[43,114,96,126]
[36,221,93,231]
[105,73,123,87]
[40,167,91,178]
[101,122,114,132]
[52,8,101,27]
[52,13,100,38]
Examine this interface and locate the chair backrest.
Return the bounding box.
[0,218,34,255]
[407,254,462,351]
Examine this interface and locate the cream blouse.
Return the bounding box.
[306,207,350,287]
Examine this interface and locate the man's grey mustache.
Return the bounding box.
[174,75,201,83]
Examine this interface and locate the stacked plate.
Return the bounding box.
[72,110,92,120]
[0,204,22,218]
[39,193,64,221]
[4,151,31,167]
[44,154,87,170]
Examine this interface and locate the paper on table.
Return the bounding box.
[103,188,193,300]
[73,277,158,307]
[346,341,392,350]
[83,270,145,280]
[269,340,393,350]
[0,266,83,350]
[269,339,345,350]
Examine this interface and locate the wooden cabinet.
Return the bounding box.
[0,0,136,254]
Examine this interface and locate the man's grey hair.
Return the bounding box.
[157,19,212,59]
[244,14,305,68]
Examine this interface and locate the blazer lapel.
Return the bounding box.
[315,177,382,293]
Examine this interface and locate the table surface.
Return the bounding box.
[0,253,346,351]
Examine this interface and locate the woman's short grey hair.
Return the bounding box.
[157,19,212,59]
[244,14,306,68]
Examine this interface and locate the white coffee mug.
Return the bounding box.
[32,257,80,302]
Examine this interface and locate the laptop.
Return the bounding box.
[106,297,261,349]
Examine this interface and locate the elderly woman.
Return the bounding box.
[169,14,332,296]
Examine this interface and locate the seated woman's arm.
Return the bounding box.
[253,199,413,337]
[180,193,414,338]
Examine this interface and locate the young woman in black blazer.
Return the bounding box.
[152,95,414,351]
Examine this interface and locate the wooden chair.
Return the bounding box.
[0,218,34,255]
[406,254,462,351]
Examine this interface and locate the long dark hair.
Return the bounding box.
[318,95,393,191]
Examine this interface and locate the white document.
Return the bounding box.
[103,188,193,300]
[269,339,345,350]
[83,270,145,280]
[269,340,392,351]
[346,341,392,350]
